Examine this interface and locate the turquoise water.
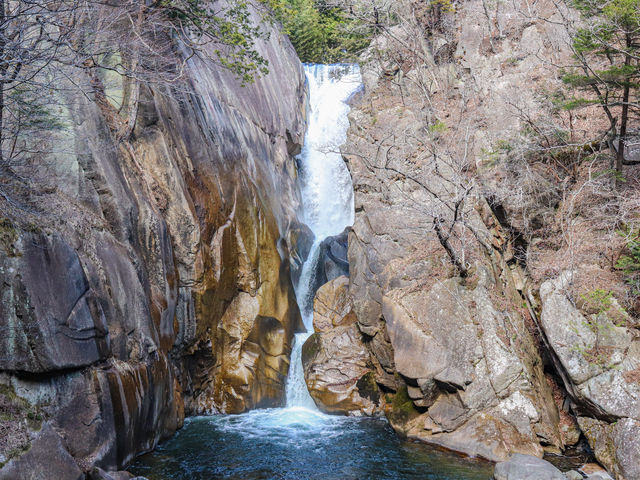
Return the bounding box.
[130,408,494,480]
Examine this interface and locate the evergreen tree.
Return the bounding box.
[562,0,640,179]
[277,0,372,63]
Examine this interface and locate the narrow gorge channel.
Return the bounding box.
[129,65,494,480]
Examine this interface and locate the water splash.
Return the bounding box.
[286,64,362,410]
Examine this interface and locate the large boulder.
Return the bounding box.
[302,276,383,416]
[540,271,640,479]
[302,324,383,415]
[313,276,356,333]
[380,268,562,462]
[493,454,565,480]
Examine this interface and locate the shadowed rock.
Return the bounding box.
[0,424,84,480]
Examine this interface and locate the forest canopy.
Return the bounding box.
[273,0,373,63]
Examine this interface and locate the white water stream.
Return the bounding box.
[285,64,362,411]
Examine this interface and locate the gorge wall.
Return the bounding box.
[302,1,640,479]
[0,5,307,476]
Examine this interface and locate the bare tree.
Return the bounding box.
[0,0,278,212]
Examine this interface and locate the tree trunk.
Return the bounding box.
[0,0,7,166]
[615,34,632,185]
[433,216,468,277]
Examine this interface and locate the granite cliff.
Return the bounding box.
[302,1,640,479]
[0,4,307,476]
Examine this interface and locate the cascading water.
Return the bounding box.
[285,63,363,410]
[130,65,494,480]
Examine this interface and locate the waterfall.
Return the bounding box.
[131,63,494,479]
[285,64,363,409]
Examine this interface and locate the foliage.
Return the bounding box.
[276,0,372,63]
[561,0,640,176]
[580,289,614,314]
[157,0,278,84]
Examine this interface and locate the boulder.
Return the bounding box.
[319,228,350,281]
[288,222,315,286]
[0,424,84,480]
[313,276,356,332]
[587,474,615,480]
[577,417,640,480]
[540,272,640,478]
[311,228,350,294]
[302,324,382,415]
[565,471,583,480]
[380,273,561,461]
[580,464,614,478]
[493,454,565,480]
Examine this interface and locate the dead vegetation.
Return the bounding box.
[0,384,44,466]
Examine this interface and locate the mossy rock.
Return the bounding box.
[355,371,381,404]
[387,385,421,426]
[0,382,44,467]
[0,218,20,257]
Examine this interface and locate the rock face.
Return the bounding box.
[540,272,640,480]
[333,0,638,476]
[329,0,600,468]
[0,424,84,480]
[379,266,563,462]
[302,278,382,415]
[0,4,306,476]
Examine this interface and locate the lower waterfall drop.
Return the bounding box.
[285,63,363,410]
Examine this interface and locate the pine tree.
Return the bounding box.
[562,0,640,179]
[278,0,371,63]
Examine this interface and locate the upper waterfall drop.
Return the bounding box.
[297,64,362,240]
[285,64,363,409]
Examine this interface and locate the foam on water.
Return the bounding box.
[131,413,494,479]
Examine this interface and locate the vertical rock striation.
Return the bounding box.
[0,4,307,476]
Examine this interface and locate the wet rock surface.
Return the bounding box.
[0,4,306,476]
